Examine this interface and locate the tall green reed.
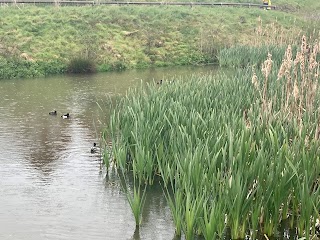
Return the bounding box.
[119,173,147,228]
[105,34,320,238]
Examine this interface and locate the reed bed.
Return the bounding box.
[104,36,320,239]
[218,16,320,69]
[218,45,287,68]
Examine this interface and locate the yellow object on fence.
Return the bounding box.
[262,0,272,10]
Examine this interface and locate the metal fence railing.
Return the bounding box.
[0,0,276,9]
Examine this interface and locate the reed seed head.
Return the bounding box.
[252,72,259,90]
[285,44,292,62]
[262,53,273,79]
[278,60,286,80]
[301,35,307,53]
[293,82,299,101]
[294,51,302,66]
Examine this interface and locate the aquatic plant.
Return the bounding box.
[105,35,320,239]
[118,166,147,228]
[200,200,226,240]
[126,181,147,228]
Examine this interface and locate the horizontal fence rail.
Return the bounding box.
[0,0,276,9]
[99,1,276,8]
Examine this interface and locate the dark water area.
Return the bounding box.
[0,66,217,240]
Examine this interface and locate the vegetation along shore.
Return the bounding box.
[103,34,320,239]
[96,0,318,239]
[0,0,319,79]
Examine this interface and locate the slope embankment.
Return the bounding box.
[0,4,318,79]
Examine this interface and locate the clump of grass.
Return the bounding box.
[67,57,96,74]
[125,180,147,228]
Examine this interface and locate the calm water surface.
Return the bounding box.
[0,66,216,240]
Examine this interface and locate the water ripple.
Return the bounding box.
[0,68,217,240]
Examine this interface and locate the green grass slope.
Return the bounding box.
[0,4,319,78]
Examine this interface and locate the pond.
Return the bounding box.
[0,65,217,240]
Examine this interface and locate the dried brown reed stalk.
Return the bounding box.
[251,67,260,91]
[253,16,302,47]
[261,53,273,119]
[283,45,293,113]
[251,35,320,133]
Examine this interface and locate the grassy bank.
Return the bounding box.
[0,4,319,79]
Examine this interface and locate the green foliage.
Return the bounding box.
[97,63,112,72]
[106,65,320,239]
[0,5,318,79]
[135,60,150,69]
[37,59,67,75]
[112,60,127,71]
[218,45,291,68]
[0,56,66,79]
[123,180,147,227]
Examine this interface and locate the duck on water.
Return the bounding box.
[61,113,70,119]
[91,143,100,153]
[49,110,57,115]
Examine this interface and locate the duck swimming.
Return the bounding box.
[61,113,70,119]
[49,110,57,115]
[91,143,99,153]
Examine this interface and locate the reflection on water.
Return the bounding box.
[0,66,215,240]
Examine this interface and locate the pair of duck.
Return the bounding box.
[49,110,70,119]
